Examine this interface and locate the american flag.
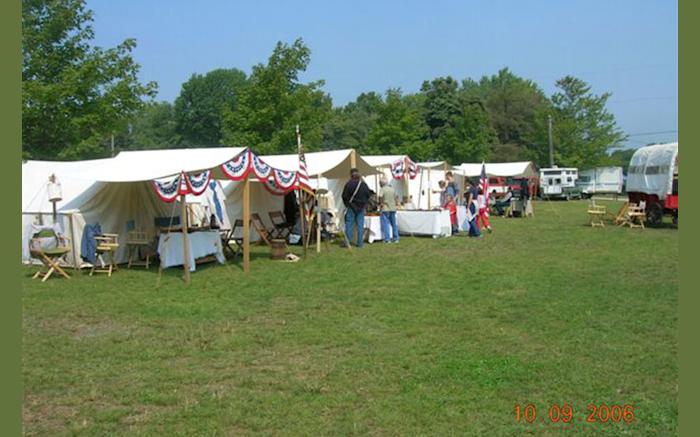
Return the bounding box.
[297,138,314,195]
[479,162,489,205]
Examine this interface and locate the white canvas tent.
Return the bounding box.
[411,161,466,209]
[362,155,418,204]
[249,149,380,230]
[627,142,678,199]
[22,147,274,279]
[456,161,538,179]
[22,159,108,266]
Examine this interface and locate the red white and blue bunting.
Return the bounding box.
[152,148,304,202]
[185,170,212,195]
[219,149,300,195]
[390,158,420,180]
[220,149,252,180]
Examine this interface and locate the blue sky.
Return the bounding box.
[88,0,677,148]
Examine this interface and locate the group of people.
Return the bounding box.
[340,168,498,248]
[433,171,491,238]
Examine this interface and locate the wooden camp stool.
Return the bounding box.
[29,232,72,282]
[90,233,120,277]
[126,230,152,269]
[587,204,607,227]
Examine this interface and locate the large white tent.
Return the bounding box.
[22,147,380,271]
[243,149,380,230]
[22,148,247,268]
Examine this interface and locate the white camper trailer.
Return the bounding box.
[539,167,582,200]
[576,166,624,197]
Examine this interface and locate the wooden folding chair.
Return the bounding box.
[250,213,272,245]
[268,211,292,239]
[587,202,607,227]
[627,203,646,229]
[29,230,71,282]
[614,202,631,226]
[90,233,120,277]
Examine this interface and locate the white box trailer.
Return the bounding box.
[576,166,624,197]
[539,167,582,200]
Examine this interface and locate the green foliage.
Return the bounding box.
[365,89,429,157]
[321,92,382,151]
[174,68,247,145]
[124,102,180,149]
[221,38,332,153]
[469,68,550,145]
[22,0,156,160]
[539,76,627,168]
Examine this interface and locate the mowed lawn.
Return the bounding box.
[22,200,678,436]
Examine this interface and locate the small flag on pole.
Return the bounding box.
[297,130,314,195]
[479,162,489,205]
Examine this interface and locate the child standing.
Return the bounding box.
[477,187,492,233]
[443,194,459,235]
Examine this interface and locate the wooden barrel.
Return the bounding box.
[270,239,287,260]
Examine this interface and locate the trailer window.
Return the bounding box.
[555,178,562,184]
[489,177,499,185]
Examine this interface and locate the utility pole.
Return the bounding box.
[547,114,554,167]
[111,134,115,157]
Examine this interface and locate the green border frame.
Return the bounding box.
[1,0,22,435]
[678,1,696,435]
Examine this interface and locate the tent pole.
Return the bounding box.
[180,194,191,284]
[425,168,430,209]
[403,157,410,204]
[243,174,250,273]
[67,213,78,270]
[298,189,306,257]
[316,174,322,253]
[350,149,357,169]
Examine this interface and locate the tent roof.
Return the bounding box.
[22,159,108,213]
[262,149,379,179]
[457,161,538,178]
[418,161,449,169]
[67,147,245,182]
[363,155,414,168]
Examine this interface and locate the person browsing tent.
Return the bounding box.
[341,168,371,248]
[378,177,400,243]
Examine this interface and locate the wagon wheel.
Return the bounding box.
[646,202,664,227]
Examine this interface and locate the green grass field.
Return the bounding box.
[22,200,678,436]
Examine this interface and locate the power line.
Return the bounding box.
[626,130,677,137]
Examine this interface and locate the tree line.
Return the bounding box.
[23,0,630,169]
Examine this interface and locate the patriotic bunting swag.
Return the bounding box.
[219,149,300,195]
[150,148,305,201]
[390,158,420,180]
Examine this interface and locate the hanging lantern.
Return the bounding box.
[47,174,63,202]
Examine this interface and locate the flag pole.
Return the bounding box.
[316,174,322,253]
[180,193,191,284]
[296,125,307,257]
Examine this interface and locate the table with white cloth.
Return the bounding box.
[396,210,452,238]
[157,230,225,272]
[363,215,383,243]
